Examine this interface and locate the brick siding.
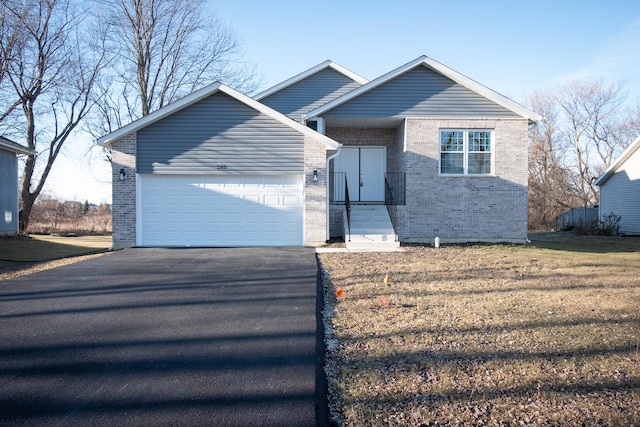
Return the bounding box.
[401,118,529,243]
[329,205,345,238]
[110,132,137,249]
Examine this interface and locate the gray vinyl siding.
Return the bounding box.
[0,149,18,234]
[137,92,304,174]
[324,65,519,118]
[260,68,362,121]
[599,147,640,234]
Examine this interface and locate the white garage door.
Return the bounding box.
[139,175,303,246]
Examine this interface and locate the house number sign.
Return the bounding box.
[216,164,228,170]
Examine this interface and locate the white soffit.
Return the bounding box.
[0,136,33,155]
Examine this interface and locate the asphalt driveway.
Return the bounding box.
[0,247,325,426]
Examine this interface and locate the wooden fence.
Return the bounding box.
[555,207,599,231]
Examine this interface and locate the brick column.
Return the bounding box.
[304,135,327,245]
[110,132,137,248]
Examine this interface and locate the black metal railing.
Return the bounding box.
[344,176,351,242]
[331,172,403,241]
[384,177,397,236]
[330,172,351,240]
[384,173,405,239]
[384,172,405,206]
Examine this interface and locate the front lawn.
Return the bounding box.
[318,233,640,426]
[0,234,111,280]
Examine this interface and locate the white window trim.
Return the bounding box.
[439,129,494,176]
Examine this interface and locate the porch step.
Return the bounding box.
[345,205,400,251]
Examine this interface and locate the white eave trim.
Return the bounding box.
[0,136,34,155]
[594,135,640,187]
[254,60,368,100]
[97,82,340,151]
[306,55,542,124]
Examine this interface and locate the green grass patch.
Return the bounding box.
[0,235,111,262]
[0,234,112,280]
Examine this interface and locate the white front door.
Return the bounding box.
[360,148,386,201]
[334,147,386,202]
[334,148,360,202]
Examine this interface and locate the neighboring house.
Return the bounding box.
[594,135,640,235]
[100,55,540,249]
[0,136,33,235]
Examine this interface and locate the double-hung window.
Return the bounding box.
[440,130,493,175]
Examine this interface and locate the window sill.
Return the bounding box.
[438,174,497,178]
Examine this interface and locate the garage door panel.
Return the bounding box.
[284,195,301,206]
[263,195,281,206]
[243,195,261,204]
[139,174,303,246]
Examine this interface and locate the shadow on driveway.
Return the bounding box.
[0,247,326,426]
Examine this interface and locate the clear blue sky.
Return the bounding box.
[214,0,640,101]
[46,0,640,204]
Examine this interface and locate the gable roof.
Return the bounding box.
[594,135,640,187]
[305,55,542,124]
[97,82,340,150]
[0,136,33,155]
[254,60,368,101]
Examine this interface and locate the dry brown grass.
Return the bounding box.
[319,233,640,426]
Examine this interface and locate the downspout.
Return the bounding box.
[317,116,340,241]
[310,114,342,241]
[326,144,343,242]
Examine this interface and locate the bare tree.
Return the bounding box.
[557,81,629,207]
[64,200,84,230]
[88,0,260,138]
[0,0,106,232]
[527,81,639,229]
[618,102,640,144]
[0,2,28,122]
[30,196,65,233]
[95,202,112,234]
[527,91,577,230]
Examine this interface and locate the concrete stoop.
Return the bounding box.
[345,205,400,251]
